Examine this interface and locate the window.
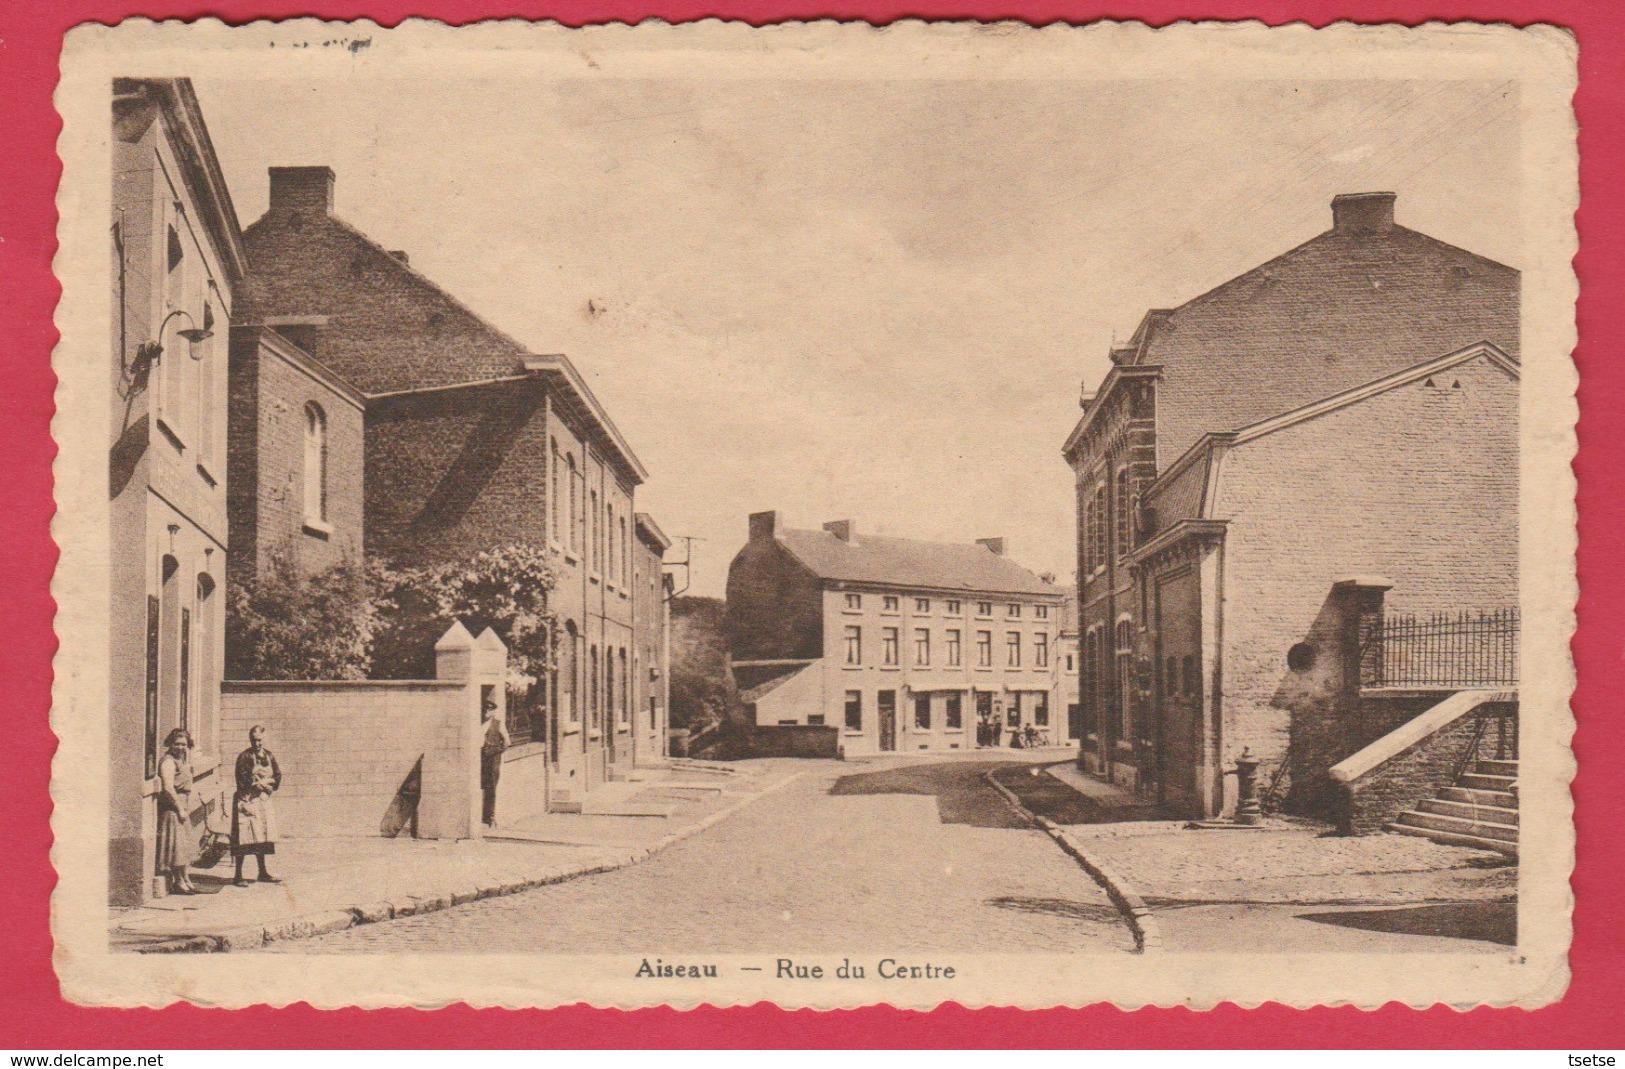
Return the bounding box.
[1036,605,1049,620]
[883,595,900,612]
[946,629,962,667]
[1066,653,1076,672]
[606,504,614,578]
[1007,631,1022,668]
[1093,485,1109,570]
[915,598,931,613]
[590,490,600,572]
[550,442,562,543]
[1008,603,1022,619]
[915,693,932,730]
[1035,633,1050,668]
[945,692,963,730]
[567,456,580,552]
[589,645,600,731]
[882,627,899,666]
[977,601,993,617]
[1115,467,1133,556]
[1034,692,1050,727]
[844,690,862,730]
[845,593,862,610]
[302,403,327,524]
[1007,691,1023,728]
[947,600,961,614]
[1183,654,1199,699]
[844,626,862,665]
[808,714,826,726]
[976,631,993,668]
[619,648,630,724]
[1114,620,1134,739]
[166,223,184,273]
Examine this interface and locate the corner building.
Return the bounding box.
[725,513,1065,756]
[109,79,243,904]
[1061,192,1519,818]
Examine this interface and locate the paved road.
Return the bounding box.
[273,756,1135,954]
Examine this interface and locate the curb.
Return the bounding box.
[137,769,803,954]
[982,768,1162,953]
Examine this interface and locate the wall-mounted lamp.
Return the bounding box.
[124,307,214,386]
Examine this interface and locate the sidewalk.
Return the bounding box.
[1009,761,1518,952]
[111,759,799,953]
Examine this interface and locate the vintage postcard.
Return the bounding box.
[51,17,1577,1010]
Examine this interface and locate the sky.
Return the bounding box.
[193,74,1520,597]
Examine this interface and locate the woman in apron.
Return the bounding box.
[155,728,199,895]
[231,724,282,886]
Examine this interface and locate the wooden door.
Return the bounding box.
[878,690,897,752]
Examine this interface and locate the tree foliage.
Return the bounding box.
[225,549,393,680]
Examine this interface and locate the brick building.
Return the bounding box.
[109,79,244,904]
[225,322,365,591]
[633,513,675,765]
[1061,192,1519,818]
[725,512,1066,756]
[236,165,668,814]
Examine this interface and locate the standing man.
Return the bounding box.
[480,690,509,828]
[231,725,281,886]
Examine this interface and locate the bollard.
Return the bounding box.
[1232,747,1262,826]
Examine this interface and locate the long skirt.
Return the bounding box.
[232,792,278,857]
[156,803,195,870]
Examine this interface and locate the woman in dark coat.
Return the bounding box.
[155,728,199,895]
[231,725,282,886]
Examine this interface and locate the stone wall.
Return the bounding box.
[219,623,505,840]
[1337,713,1482,836]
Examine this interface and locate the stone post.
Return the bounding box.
[418,621,481,840]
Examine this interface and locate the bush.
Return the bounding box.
[371,542,560,691]
[226,550,393,680]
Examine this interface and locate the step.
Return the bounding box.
[1476,758,1519,778]
[1417,798,1519,825]
[1388,822,1519,857]
[1439,786,1517,808]
[1391,809,1518,843]
[1459,772,1517,791]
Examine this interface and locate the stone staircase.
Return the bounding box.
[1389,757,1518,856]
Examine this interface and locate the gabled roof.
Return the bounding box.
[775,527,1059,597]
[1067,204,1519,472]
[733,661,815,704]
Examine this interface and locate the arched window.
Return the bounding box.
[1091,485,1108,571]
[590,490,600,573]
[550,440,562,544]
[589,645,601,731]
[1115,468,1132,557]
[303,403,327,524]
[195,573,216,758]
[567,455,579,553]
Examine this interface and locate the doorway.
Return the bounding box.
[878,690,897,752]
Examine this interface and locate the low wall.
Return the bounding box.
[220,680,472,839]
[219,621,509,841]
[1332,695,1515,835]
[750,724,840,759]
[496,742,550,826]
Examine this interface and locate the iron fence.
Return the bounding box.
[1361,607,1519,689]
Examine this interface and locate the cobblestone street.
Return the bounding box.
[272,756,1136,954]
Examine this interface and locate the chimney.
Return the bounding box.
[269,166,335,214]
[389,250,410,266]
[748,511,780,543]
[1331,192,1396,235]
[976,537,1006,556]
[823,519,855,543]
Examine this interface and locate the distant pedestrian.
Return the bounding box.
[480,692,509,827]
[990,714,1004,749]
[155,728,199,895]
[231,725,281,886]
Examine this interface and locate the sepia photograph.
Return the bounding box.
[48,17,1577,1010]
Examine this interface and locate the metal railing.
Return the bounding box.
[1361,607,1519,689]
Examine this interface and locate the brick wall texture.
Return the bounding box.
[1338,705,1509,836]
[227,327,364,583]
[220,680,470,838]
[1132,217,1519,470]
[1214,352,1518,777]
